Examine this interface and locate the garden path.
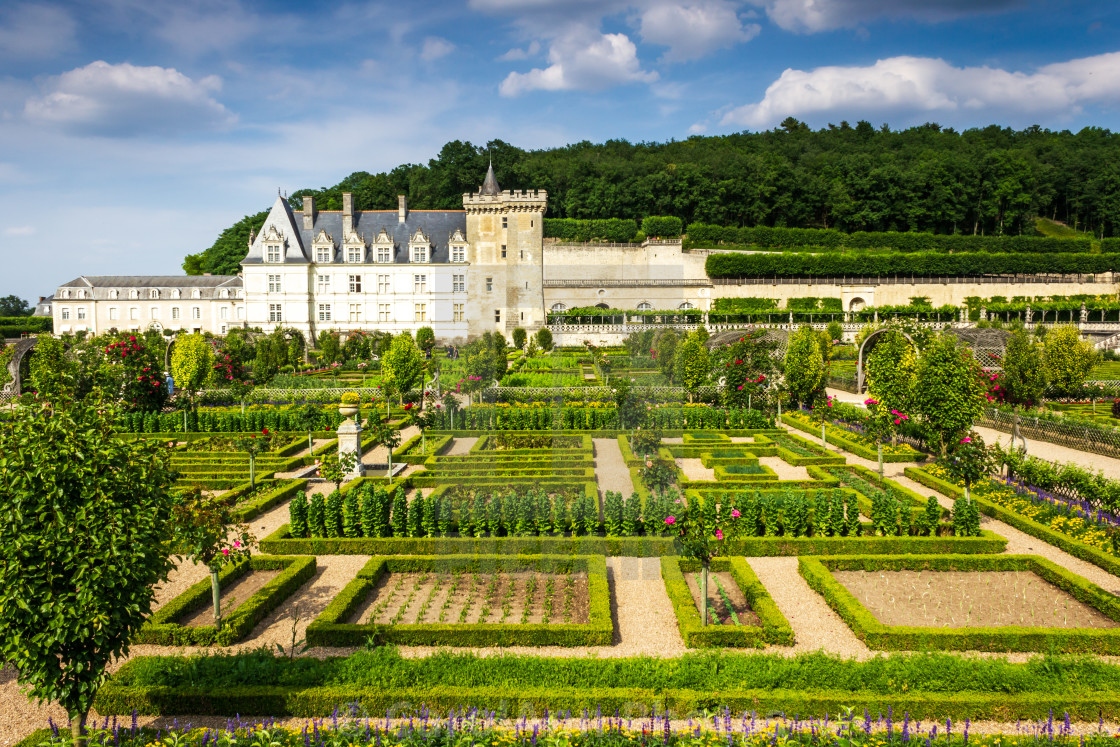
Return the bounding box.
[594,438,635,497]
[446,436,478,455]
[973,425,1120,481]
[676,458,714,482]
[778,421,1120,596]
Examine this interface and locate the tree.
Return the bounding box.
[28,334,76,403]
[253,334,286,384]
[864,330,917,445]
[535,328,553,351]
[0,398,177,741]
[666,497,739,626]
[171,334,215,398]
[714,329,776,408]
[784,325,825,408]
[1044,324,1099,397]
[101,334,169,412]
[415,326,435,354]
[512,327,527,350]
[0,295,32,316]
[318,331,342,364]
[655,329,680,384]
[382,333,423,402]
[912,333,988,455]
[674,333,710,402]
[290,403,323,454]
[1000,327,1047,407]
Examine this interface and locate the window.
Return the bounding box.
[453,274,465,292]
[61,307,71,320]
[220,289,229,299]
[636,302,652,311]
[378,303,391,322]
[411,245,427,263]
[347,246,363,263]
[77,289,85,299]
[486,277,493,292]
[269,303,282,322]
[171,307,180,320]
[520,312,524,321]
[678,302,694,310]
[77,307,87,320]
[377,245,392,263]
[550,303,567,313]
[267,245,281,262]
[494,309,501,323]
[151,306,160,319]
[219,306,227,320]
[317,274,331,293]
[129,289,138,300]
[220,324,228,335]
[316,246,332,263]
[453,303,464,322]
[192,289,201,299]
[414,303,426,322]
[109,307,119,321]
[318,304,332,322]
[413,274,426,293]
[501,245,506,258]
[268,274,281,293]
[349,304,361,322]
[451,245,465,263]
[502,216,508,229]
[172,289,181,299]
[237,306,244,320]
[520,250,524,260]
[129,307,138,320]
[192,306,201,320]
[150,289,159,299]
[348,274,362,293]
[107,290,117,300]
[378,274,391,294]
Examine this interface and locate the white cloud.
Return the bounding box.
[4,225,35,236]
[638,1,760,61]
[500,30,658,96]
[498,40,542,61]
[746,0,1024,33]
[421,36,456,61]
[0,4,77,59]
[721,52,1120,129]
[24,61,234,137]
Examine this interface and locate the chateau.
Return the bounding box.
[49,165,1119,343]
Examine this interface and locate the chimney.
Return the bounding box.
[398,195,408,224]
[302,195,315,229]
[342,192,353,235]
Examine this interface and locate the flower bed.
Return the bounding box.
[800,553,1120,654]
[305,554,611,647]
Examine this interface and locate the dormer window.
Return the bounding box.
[129,289,139,300]
[150,289,160,299]
[411,245,428,263]
[267,245,281,263]
[347,246,363,263]
[377,245,392,263]
[108,289,118,300]
[76,289,86,299]
[61,289,71,299]
[192,289,201,299]
[172,289,181,299]
[219,289,229,299]
[316,246,332,263]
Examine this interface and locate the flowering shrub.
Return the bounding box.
[103,335,168,412]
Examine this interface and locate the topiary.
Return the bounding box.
[308,492,326,537]
[844,491,861,537]
[289,491,309,538]
[342,491,362,538]
[408,492,425,537]
[390,486,408,537]
[360,487,377,538]
[439,495,453,536]
[603,490,624,537]
[324,490,343,538]
[421,492,439,537]
[622,491,643,536]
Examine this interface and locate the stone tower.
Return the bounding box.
[463,164,547,338]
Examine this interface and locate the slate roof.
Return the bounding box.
[242,196,468,266]
[58,276,242,288]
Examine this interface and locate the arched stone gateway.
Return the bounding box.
[2,337,43,398]
[856,329,917,394]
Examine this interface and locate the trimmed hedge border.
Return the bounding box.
[770,432,848,466]
[230,478,308,522]
[782,413,925,462]
[394,434,453,464]
[800,553,1120,654]
[305,554,612,647]
[259,524,675,556]
[719,529,1006,556]
[135,555,316,646]
[661,556,794,647]
[905,466,1120,578]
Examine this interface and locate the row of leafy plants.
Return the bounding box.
[706,251,1120,278]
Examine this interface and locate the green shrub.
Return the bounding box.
[289,491,309,538]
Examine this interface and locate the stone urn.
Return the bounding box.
[339,404,359,418]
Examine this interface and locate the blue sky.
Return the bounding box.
[1,0,1118,302]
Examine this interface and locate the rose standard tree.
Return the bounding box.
[0,396,177,743]
[666,498,740,626]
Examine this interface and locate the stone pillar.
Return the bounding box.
[337,415,366,479]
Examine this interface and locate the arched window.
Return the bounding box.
[129,289,139,300]
[150,289,160,299]
[550,303,567,313]
[678,301,694,311]
[636,302,652,311]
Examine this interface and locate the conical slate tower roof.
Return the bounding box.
[480,163,500,195]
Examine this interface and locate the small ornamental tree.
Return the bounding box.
[999,327,1046,408]
[318,330,342,365]
[382,333,423,403]
[0,397,176,742]
[535,327,553,351]
[674,333,711,403]
[941,432,996,503]
[666,498,740,626]
[512,327,527,350]
[171,334,215,432]
[170,488,253,631]
[102,334,168,412]
[784,325,826,408]
[415,326,436,354]
[715,329,776,409]
[28,333,76,404]
[319,450,358,491]
[290,402,323,454]
[1044,324,1098,398]
[406,401,437,454]
[365,414,402,482]
[865,329,917,442]
[233,429,274,489]
[213,345,252,414]
[912,333,988,456]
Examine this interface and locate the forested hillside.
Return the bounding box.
[185,121,1120,276]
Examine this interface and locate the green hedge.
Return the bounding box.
[770,432,848,466]
[393,434,453,464]
[718,530,1005,556]
[260,524,676,556]
[712,464,779,482]
[135,555,315,645]
[661,556,793,647]
[688,222,1094,254]
[783,413,925,462]
[905,466,1120,577]
[801,553,1120,654]
[305,554,612,646]
[706,251,1120,278]
[230,478,308,522]
[642,216,683,238]
[543,218,639,243]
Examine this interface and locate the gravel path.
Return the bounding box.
[593,438,635,496]
[677,458,714,482]
[446,437,478,455]
[759,456,812,481]
[974,424,1120,480]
